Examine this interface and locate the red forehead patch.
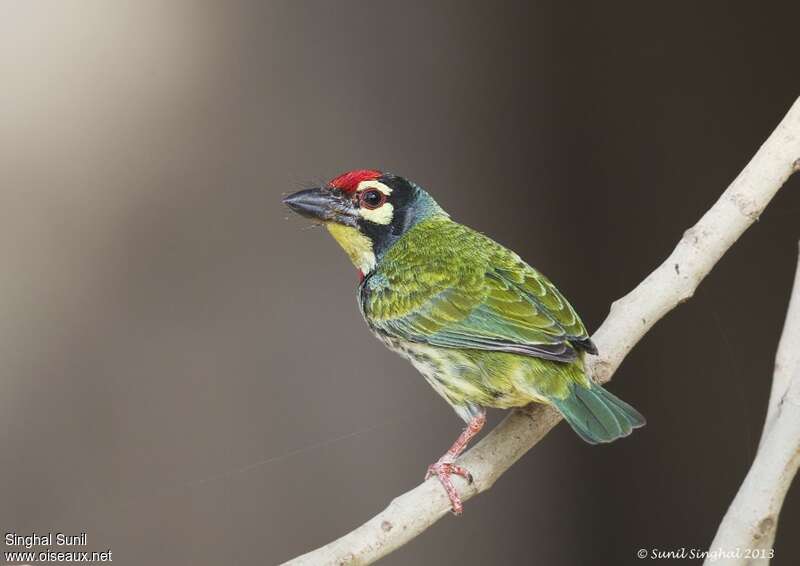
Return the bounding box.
[328,169,382,193]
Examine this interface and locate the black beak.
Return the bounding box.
[283,188,358,227]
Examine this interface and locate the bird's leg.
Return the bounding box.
[425,410,486,515]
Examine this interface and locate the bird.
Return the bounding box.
[283,169,645,514]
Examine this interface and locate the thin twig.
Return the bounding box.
[705,246,800,566]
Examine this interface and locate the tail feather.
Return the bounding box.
[552,384,645,444]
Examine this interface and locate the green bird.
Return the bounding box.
[283,169,645,514]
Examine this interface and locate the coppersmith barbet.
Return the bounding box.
[283,170,645,513]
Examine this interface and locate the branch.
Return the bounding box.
[283,97,800,566]
[704,246,800,566]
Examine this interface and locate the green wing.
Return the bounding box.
[364,218,595,362]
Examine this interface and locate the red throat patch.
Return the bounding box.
[328,169,382,194]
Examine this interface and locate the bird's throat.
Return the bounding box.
[326,223,376,275]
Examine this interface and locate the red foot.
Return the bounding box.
[425,457,474,515]
[425,411,485,515]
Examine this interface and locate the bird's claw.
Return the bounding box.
[425,458,474,515]
[425,461,473,483]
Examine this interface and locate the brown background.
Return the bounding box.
[2,2,800,565]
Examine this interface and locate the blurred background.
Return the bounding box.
[2,1,800,564]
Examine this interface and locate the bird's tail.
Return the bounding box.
[551,383,646,444]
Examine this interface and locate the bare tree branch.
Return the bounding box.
[705,246,800,566]
[282,97,800,566]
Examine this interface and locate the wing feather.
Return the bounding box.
[363,219,595,362]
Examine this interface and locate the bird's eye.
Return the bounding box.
[359,189,386,210]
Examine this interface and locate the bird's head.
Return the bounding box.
[283,170,445,276]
